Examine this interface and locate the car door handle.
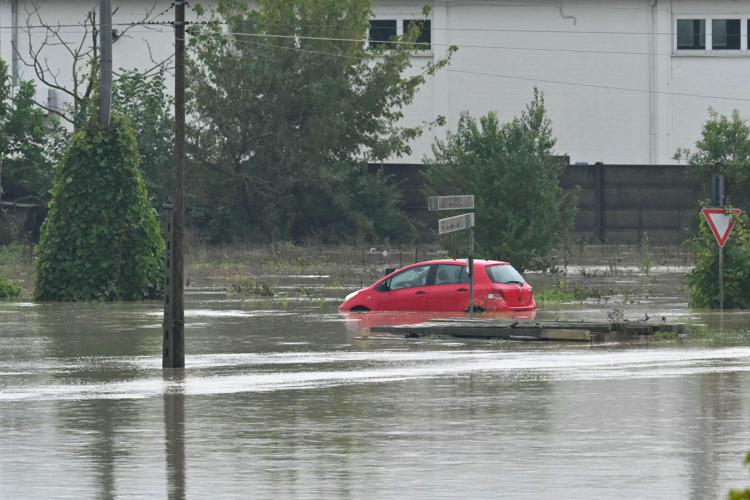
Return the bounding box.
[456,288,468,292]
[415,290,427,295]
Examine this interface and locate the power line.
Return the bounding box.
[227,36,750,104]
[224,30,679,58]
[446,68,750,102]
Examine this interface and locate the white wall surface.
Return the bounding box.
[3,0,750,165]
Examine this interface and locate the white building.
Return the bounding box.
[2,0,750,165]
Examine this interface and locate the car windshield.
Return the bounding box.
[485,264,526,285]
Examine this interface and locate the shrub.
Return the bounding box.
[34,114,165,301]
[686,211,750,309]
[0,276,21,299]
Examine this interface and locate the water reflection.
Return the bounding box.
[342,309,537,333]
[163,372,185,500]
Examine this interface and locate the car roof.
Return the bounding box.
[406,259,510,267]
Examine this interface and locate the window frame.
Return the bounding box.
[367,15,433,54]
[676,18,706,50]
[711,18,741,50]
[385,264,432,291]
[432,264,469,286]
[674,15,750,54]
[368,19,398,49]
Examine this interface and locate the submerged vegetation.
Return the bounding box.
[0,276,21,299]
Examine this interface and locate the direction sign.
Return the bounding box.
[439,213,475,235]
[702,208,742,247]
[428,195,475,211]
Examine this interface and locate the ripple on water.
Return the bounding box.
[1,347,749,402]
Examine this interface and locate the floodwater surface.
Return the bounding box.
[1,276,750,499]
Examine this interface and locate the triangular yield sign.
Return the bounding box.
[702,208,743,247]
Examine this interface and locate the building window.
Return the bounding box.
[403,20,431,50]
[712,19,741,49]
[369,20,397,48]
[677,19,705,50]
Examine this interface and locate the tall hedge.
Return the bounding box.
[35,114,165,301]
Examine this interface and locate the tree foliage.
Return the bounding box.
[0,58,59,204]
[35,114,164,301]
[112,69,174,208]
[675,109,750,207]
[686,211,750,309]
[676,109,750,308]
[186,0,452,243]
[424,90,575,271]
[729,452,750,500]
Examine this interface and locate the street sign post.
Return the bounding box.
[702,207,742,311]
[438,213,475,234]
[434,204,476,313]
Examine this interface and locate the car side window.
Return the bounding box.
[433,264,468,285]
[388,265,431,290]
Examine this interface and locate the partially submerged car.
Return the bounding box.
[339,259,536,313]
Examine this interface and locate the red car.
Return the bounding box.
[339,259,536,313]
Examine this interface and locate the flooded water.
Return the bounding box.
[2,273,750,499]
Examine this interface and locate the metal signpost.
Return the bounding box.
[702,207,742,311]
[429,195,476,314]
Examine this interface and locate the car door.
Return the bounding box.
[424,264,469,311]
[376,265,431,311]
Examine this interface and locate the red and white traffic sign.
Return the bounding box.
[702,208,743,247]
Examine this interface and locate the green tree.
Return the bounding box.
[187,0,452,243]
[35,113,164,301]
[686,211,750,309]
[677,109,750,308]
[729,452,750,500]
[112,69,173,208]
[675,109,750,207]
[424,90,575,271]
[0,58,59,204]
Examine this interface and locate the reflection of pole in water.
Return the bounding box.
[163,374,185,500]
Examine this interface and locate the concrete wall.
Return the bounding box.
[561,163,701,244]
[375,162,703,245]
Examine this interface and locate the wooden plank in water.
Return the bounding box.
[370,318,686,342]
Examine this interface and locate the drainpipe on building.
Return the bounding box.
[11,0,17,87]
[649,0,658,164]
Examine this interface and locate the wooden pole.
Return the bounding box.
[99,0,112,127]
[164,0,185,369]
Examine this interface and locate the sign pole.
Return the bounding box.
[702,206,742,312]
[468,226,475,315]
[719,245,724,311]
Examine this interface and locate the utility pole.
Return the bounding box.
[163,0,186,369]
[99,0,112,127]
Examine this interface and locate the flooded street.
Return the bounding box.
[2,270,750,499]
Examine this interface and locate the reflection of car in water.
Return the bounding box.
[342,309,536,334]
[339,259,536,313]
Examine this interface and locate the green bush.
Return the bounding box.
[729,452,750,500]
[34,114,165,301]
[424,90,576,271]
[686,211,750,309]
[0,276,21,299]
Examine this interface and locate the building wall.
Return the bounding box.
[374,0,750,165]
[2,0,749,165]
